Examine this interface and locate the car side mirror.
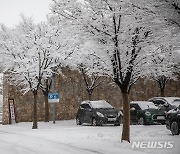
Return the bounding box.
[130,107,136,111]
[87,108,92,112]
[80,106,84,110]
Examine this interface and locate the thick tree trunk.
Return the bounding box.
[121,92,130,142]
[44,93,49,122]
[88,92,92,101]
[32,91,38,129]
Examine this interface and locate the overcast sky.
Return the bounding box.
[0,0,52,27]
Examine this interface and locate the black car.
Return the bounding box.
[130,101,166,125]
[148,97,180,112]
[76,100,121,126]
[166,106,180,135]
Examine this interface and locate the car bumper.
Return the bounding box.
[165,120,170,130]
[96,116,120,125]
[146,116,166,125]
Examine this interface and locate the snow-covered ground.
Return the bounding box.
[0,120,179,154]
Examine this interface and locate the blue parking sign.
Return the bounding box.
[48,93,60,103]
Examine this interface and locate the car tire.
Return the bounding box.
[76,117,82,125]
[114,123,120,126]
[170,121,179,135]
[138,117,145,125]
[92,118,97,126]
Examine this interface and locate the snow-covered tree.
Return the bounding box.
[144,0,180,96]
[0,16,69,128]
[50,0,152,142]
[50,0,180,142]
[80,65,106,101]
[65,48,107,101]
[0,19,42,128]
[147,45,178,97]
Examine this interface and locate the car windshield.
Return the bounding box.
[90,100,113,109]
[171,99,180,107]
[138,102,157,110]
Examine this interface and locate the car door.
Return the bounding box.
[83,104,93,123]
[77,104,87,123]
[130,104,139,123]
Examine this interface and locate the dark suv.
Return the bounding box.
[76,100,121,126]
[130,101,166,125]
[166,106,180,135]
[148,97,180,112]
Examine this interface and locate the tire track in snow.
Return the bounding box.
[0,129,105,154]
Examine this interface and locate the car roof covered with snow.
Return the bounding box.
[130,101,157,110]
[149,97,180,104]
[81,100,113,108]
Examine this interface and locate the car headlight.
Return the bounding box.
[145,111,151,116]
[96,112,104,117]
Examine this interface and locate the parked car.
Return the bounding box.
[76,100,121,126]
[148,97,180,112]
[166,106,180,135]
[130,101,166,125]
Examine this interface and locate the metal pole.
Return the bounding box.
[52,73,56,124]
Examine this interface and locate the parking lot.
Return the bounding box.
[0,120,179,154]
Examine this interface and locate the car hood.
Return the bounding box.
[144,108,165,115]
[95,108,118,115]
[167,108,180,114]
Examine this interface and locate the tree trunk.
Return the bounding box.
[88,93,92,101]
[32,91,38,129]
[157,76,167,97]
[44,93,49,122]
[160,88,165,97]
[121,92,130,142]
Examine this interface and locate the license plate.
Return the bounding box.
[157,116,165,120]
[108,118,116,121]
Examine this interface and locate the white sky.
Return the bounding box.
[0,0,52,27]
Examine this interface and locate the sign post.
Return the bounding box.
[48,93,60,124]
[8,99,16,124]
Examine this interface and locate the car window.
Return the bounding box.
[130,104,141,110]
[80,104,86,109]
[84,104,91,109]
[171,99,180,107]
[153,100,165,106]
[80,104,91,109]
[90,100,113,109]
[138,102,157,110]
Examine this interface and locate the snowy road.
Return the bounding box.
[0,120,179,154]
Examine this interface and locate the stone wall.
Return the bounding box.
[2,68,180,124]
